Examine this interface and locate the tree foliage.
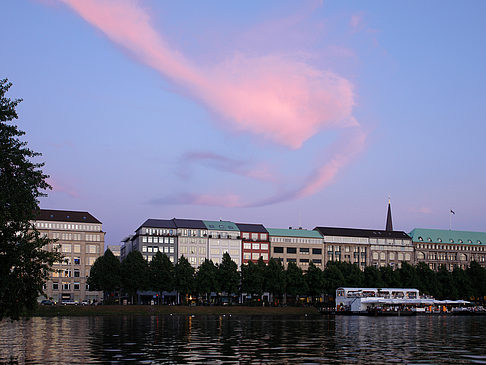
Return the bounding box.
[120,251,149,303]
[174,256,195,302]
[0,79,61,320]
[195,259,219,298]
[218,252,239,296]
[88,248,121,295]
[150,252,175,294]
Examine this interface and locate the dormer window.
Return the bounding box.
[438,238,442,242]
[450,239,454,243]
[418,237,423,241]
[428,238,432,242]
[459,239,463,243]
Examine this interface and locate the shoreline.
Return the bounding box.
[31,305,320,317]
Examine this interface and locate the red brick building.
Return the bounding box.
[236,223,270,264]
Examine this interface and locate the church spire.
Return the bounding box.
[386,198,393,231]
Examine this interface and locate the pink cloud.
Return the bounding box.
[46,177,79,198]
[350,13,365,31]
[410,207,433,214]
[59,0,358,149]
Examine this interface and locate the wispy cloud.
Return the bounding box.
[59,0,358,149]
[179,152,276,182]
[56,0,366,206]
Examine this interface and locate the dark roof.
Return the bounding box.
[141,219,177,229]
[314,226,411,240]
[386,202,393,231]
[36,209,101,224]
[172,218,206,229]
[235,223,268,233]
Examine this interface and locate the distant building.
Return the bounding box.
[268,228,324,269]
[107,245,121,259]
[126,219,178,263]
[34,209,104,303]
[174,218,208,268]
[315,227,412,269]
[204,220,241,268]
[410,228,486,270]
[236,223,270,264]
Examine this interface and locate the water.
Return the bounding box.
[1,315,486,364]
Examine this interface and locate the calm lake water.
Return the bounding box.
[1,314,486,364]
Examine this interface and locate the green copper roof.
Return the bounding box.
[267,228,323,239]
[203,220,239,231]
[409,228,486,245]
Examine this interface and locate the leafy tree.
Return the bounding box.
[451,266,473,300]
[397,262,419,288]
[88,248,121,303]
[341,262,364,287]
[0,79,61,320]
[174,255,195,304]
[436,265,456,300]
[305,262,325,298]
[416,262,438,297]
[195,259,219,301]
[379,265,400,287]
[218,252,239,297]
[363,266,384,288]
[149,252,174,300]
[241,259,265,297]
[120,251,149,303]
[264,258,286,302]
[323,262,345,296]
[285,262,307,300]
[466,261,486,303]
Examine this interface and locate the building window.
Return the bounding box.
[252,243,260,250]
[243,252,251,260]
[287,258,297,263]
[312,248,322,255]
[261,233,267,240]
[74,269,80,277]
[300,248,309,254]
[74,257,80,265]
[287,247,297,254]
[273,247,284,253]
[74,283,80,290]
[52,282,59,290]
[244,243,251,249]
[261,253,268,260]
[300,258,309,263]
[261,243,268,250]
[62,282,70,291]
[312,259,322,264]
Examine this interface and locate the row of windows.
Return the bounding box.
[416,243,485,251]
[144,255,175,263]
[372,252,412,261]
[35,222,101,232]
[243,243,269,250]
[327,246,367,253]
[276,258,322,264]
[58,244,99,254]
[273,247,322,254]
[243,253,269,261]
[142,245,175,254]
[242,232,268,241]
[51,282,88,291]
[142,236,175,244]
[142,228,176,236]
[417,236,482,244]
[180,246,206,255]
[270,237,322,244]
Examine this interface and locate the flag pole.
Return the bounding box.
[449,210,452,231]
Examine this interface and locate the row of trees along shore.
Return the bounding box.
[89,249,486,305]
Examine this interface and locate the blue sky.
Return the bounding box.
[1,0,485,243]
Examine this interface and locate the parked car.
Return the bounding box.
[61,300,78,305]
[40,299,54,306]
[81,300,89,306]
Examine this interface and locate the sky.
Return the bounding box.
[1,0,486,244]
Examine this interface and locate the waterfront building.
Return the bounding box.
[204,220,241,268]
[128,219,178,263]
[33,209,104,303]
[268,227,324,269]
[236,223,270,264]
[174,218,208,268]
[410,228,486,270]
[315,227,413,268]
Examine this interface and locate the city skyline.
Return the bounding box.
[2,0,485,243]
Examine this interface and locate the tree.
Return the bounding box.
[218,252,239,298]
[241,259,265,297]
[397,262,419,289]
[264,258,285,303]
[363,266,384,288]
[174,255,195,304]
[451,266,473,300]
[305,262,325,299]
[285,262,307,301]
[150,252,175,302]
[466,261,486,303]
[195,259,219,301]
[88,248,121,303]
[322,261,345,296]
[416,262,438,297]
[0,79,61,320]
[120,251,149,303]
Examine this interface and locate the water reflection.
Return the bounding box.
[1,315,485,363]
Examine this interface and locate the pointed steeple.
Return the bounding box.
[386,198,393,231]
